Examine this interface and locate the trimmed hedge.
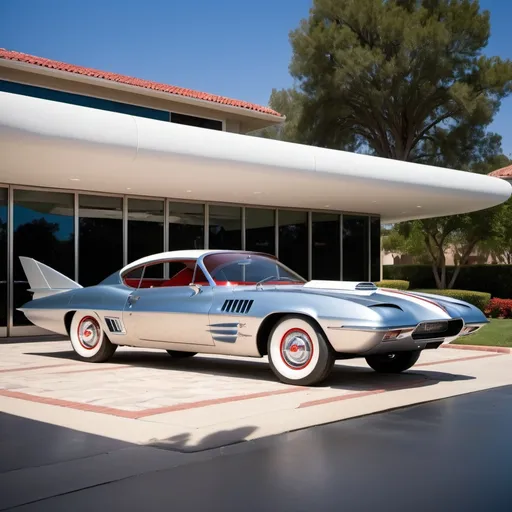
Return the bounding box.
[375,280,410,290]
[413,289,491,312]
[384,264,512,298]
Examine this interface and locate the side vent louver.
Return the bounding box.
[221,299,254,314]
[105,317,124,334]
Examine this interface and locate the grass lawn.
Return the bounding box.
[453,319,512,347]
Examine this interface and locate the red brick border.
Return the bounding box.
[442,344,511,354]
[0,387,305,419]
[0,352,504,417]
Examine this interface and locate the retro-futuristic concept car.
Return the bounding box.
[19,250,488,385]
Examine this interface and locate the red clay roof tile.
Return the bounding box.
[0,49,283,118]
[489,165,512,178]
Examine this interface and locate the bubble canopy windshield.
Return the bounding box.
[202,252,306,286]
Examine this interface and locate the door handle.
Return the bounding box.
[128,295,140,305]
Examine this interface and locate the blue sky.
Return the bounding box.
[1,0,511,156]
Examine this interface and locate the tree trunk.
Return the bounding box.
[432,250,446,289]
[447,240,479,289]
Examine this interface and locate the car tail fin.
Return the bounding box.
[19,257,82,300]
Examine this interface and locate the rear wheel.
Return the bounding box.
[267,315,334,386]
[69,311,117,362]
[365,350,421,373]
[166,350,197,358]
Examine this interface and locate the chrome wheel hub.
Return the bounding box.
[281,330,313,369]
[78,317,101,349]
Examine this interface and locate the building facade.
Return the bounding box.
[0,50,382,337]
[1,50,510,338]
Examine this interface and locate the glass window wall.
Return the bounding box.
[343,215,369,281]
[169,202,205,250]
[278,210,308,278]
[370,216,381,282]
[0,188,7,334]
[208,205,242,250]
[312,213,340,280]
[128,198,164,277]
[79,195,123,286]
[13,190,74,326]
[245,208,275,255]
[3,187,377,336]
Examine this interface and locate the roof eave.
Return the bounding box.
[0,58,285,129]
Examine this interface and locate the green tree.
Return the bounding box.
[250,88,304,142]
[287,0,512,160]
[264,0,512,289]
[388,155,511,289]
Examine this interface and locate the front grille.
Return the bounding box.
[412,319,463,340]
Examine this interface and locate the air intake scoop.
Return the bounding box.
[304,281,377,292]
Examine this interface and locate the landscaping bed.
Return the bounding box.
[453,319,512,348]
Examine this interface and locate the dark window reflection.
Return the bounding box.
[0,188,7,331]
[279,210,308,278]
[79,195,122,286]
[13,190,74,326]
[171,112,223,131]
[312,213,340,280]
[0,79,169,121]
[169,202,204,250]
[370,216,381,282]
[245,208,275,255]
[209,205,241,250]
[343,215,369,281]
[128,199,164,277]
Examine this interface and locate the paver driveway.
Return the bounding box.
[0,340,511,451]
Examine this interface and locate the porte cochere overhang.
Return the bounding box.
[0,91,510,222]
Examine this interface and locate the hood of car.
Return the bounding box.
[249,280,477,320]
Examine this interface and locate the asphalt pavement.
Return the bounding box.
[1,385,511,511]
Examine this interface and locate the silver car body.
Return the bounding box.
[18,250,488,358]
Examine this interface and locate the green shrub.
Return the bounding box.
[384,264,512,299]
[375,280,410,290]
[413,289,491,312]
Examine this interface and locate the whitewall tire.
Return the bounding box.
[267,315,334,386]
[69,311,117,362]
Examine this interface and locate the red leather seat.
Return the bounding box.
[160,267,194,287]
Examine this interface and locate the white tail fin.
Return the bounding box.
[19,257,82,300]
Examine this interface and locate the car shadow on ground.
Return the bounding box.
[25,347,475,393]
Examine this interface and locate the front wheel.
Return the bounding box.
[69,311,117,362]
[365,350,421,373]
[267,315,335,386]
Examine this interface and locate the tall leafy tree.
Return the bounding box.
[287,0,512,160]
[264,0,512,289]
[386,154,512,288]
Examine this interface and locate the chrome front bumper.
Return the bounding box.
[321,318,484,355]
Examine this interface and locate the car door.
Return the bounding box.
[123,285,215,346]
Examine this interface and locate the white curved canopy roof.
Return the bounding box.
[0,91,510,222]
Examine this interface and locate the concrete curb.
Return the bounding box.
[442,344,511,354]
